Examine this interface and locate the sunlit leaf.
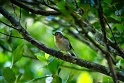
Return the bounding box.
[102,74,113,82]
[77,72,92,83]
[48,58,60,74]
[0,52,8,62]
[3,67,16,83]
[45,53,50,60]
[36,53,46,61]
[12,44,24,64]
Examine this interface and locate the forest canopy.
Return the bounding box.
[0,0,124,83]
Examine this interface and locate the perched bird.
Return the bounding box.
[53,32,76,56]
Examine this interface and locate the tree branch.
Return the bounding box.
[10,0,61,16]
[0,6,124,82]
[0,31,24,39]
[96,0,118,83]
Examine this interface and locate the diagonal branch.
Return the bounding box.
[0,31,24,39]
[10,0,61,16]
[0,6,124,82]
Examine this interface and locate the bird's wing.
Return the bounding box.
[63,36,74,50]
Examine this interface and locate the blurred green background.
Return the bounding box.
[0,0,124,83]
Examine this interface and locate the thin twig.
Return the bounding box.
[60,65,93,72]
[0,32,24,39]
[36,0,59,11]
[103,16,117,45]
[19,7,21,23]
[74,0,79,9]
[11,2,17,18]
[10,0,61,16]
[0,20,16,29]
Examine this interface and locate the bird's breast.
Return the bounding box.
[54,37,70,51]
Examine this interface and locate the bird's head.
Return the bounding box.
[53,32,63,38]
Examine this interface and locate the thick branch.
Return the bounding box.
[0,6,124,82]
[10,0,61,16]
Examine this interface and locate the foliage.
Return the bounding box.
[0,0,124,83]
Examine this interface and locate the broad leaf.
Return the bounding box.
[36,53,46,61]
[3,67,16,83]
[57,0,70,15]
[12,44,24,64]
[48,58,60,74]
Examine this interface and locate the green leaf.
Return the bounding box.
[23,45,36,59]
[106,17,120,23]
[65,72,75,83]
[48,58,60,74]
[12,44,24,64]
[116,60,121,68]
[104,0,112,4]
[113,1,124,9]
[36,53,46,61]
[57,68,61,75]
[51,75,62,83]
[0,40,12,52]
[80,4,90,12]
[77,72,92,83]
[45,53,50,60]
[3,67,16,83]
[28,76,48,83]
[16,73,23,83]
[115,24,124,31]
[57,0,70,15]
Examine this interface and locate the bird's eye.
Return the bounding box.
[55,32,59,35]
[55,33,57,35]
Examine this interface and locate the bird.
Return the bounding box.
[53,32,76,56]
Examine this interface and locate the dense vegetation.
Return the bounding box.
[0,0,124,83]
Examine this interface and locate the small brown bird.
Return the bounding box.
[53,32,75,56]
